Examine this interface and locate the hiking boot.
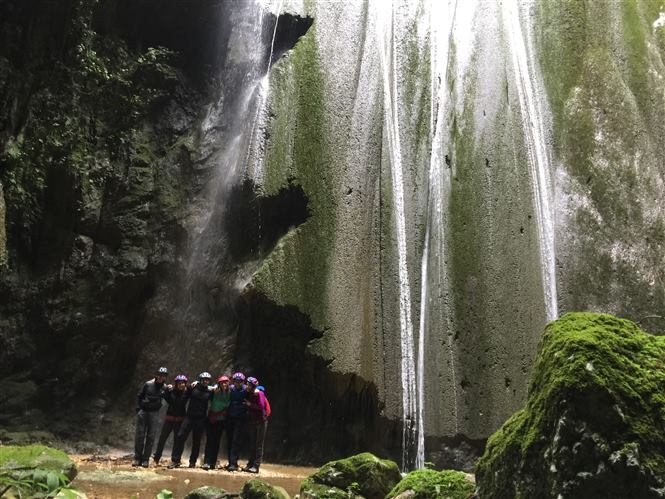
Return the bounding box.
[225,464,238,472]
[246,466,259,474]
[188,462,196,468]
[131,460,140,467]
[153,457,160,466]
[167,461,181,469]
[141,461,149,468]
[201,463,211,471]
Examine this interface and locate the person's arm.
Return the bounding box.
[137,383,146,409]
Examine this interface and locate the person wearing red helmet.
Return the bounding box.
[242,376,270,474]
[201,375,231,470]
[153,374,189,466]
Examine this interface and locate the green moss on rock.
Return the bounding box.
[300,453,401,499]
[183,485,227,499]
[242,478,290,499]
[253,20,336,331]
[476,312,665,499]
[387,469,474,499]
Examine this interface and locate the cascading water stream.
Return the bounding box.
[502,0,558,321]
[375,0,418,471]
[245,0,283,185]
[175,1,277,366]
[417,0,460,465]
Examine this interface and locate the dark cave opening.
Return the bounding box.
[225,179,311,263]
[237,288,401,465]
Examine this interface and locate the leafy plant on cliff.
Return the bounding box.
[0,0,179,238]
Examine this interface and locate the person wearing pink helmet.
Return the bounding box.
[242,376,270,474]
[201,375,231,470]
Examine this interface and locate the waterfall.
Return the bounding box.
[375,0,418,471]
[175,0,274,365]
[247,0,283,185]
[502,0,558,321]
[417,0,459,465]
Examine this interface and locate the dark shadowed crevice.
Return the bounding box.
[267,12,314,66]
[225,179,310,263]
[236,288,402,465]
[92,2,313,87]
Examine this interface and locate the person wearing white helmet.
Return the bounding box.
[168,371,213,468]
[133,366,168,467]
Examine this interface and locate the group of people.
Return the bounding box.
[133,366,271,474]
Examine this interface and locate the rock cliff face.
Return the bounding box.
[476,313,665,499]
[1,0,665,470]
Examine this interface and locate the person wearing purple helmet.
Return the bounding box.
[133,366,168,467]
[168,371,213,468]
[153,374,188,466]
[242,376,270,474]
[223,371,249,471]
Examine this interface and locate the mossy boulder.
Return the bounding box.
[386,469,474,499]
[0,444,76,480]
[299,452,402,499]
[183,486,227,499]
[476,312,665,499]
[242,478,290,499]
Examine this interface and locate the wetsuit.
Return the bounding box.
[134,378,165,464]
[170,383,212,466]
[245,389,269,471]
[153,387,188,463]
[203,389,231,468]
[226,384,249,469]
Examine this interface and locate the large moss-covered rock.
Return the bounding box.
[242,478,290,499]
[386,469,474,499]
[183,486,227,499]
[0,444,77,479]
[300,453,401,499]
[476,312,665,499]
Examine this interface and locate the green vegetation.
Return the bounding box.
[0,444,80,498]
[476,312,665,498]
[387,469,474,499]
[0,0,179,239]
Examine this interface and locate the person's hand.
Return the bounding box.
[166,384,173,390]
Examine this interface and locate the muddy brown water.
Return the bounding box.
[71,454,316,499]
